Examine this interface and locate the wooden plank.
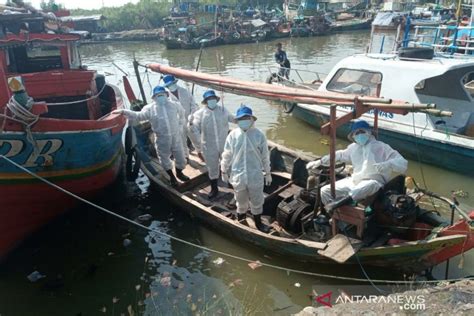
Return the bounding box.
[318,234,363,263]
[295,239,327,250]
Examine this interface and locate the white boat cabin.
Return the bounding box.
[318,54,474,136]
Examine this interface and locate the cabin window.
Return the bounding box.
[462,72,474,98]
[7,44,63,73]
[327,68,382,97]
[414,67,474,101]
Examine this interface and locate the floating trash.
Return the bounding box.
[248,260,262,270]
[27,270,46,282]
[123,238,132,247]
[212,257,225,266]
[294,283,301,288]
[135,214,153,223]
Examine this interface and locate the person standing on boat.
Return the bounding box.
[113,85,190,186]
[307,120,408,212]
[275,42,290,80]
[190,90,235,199]
[220,106,272,233]
[163,75,198,159]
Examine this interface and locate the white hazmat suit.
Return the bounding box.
[320,135,408,204]
[169,85,198,157]
[122,98,187,171]
[221,127,271,215]
[190,105,234,180]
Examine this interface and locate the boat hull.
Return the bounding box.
[292,105,474,176]
[0,124,124,259]
[133,125,473,273]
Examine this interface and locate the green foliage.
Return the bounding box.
[71,0,172,32]
[40,0,63,11]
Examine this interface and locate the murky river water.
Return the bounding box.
[1,32,473,315]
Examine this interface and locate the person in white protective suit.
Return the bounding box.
[163,74,198,159]
[190,90,235,199]
[220,106,272,232]
[307,120,408,213]
[112,85,190,186]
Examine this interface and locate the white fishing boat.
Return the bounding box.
[285,52,474,175]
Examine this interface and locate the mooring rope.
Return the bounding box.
[44,84,107,106]
[1,154,472,285]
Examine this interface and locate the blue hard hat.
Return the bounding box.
[152,85,167,97]
[201,90,220,104]
[163,75,178,87]
[351,120,371,132]
[348,120,371,141]
[235,105,257,120]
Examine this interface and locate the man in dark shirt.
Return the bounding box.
[274,42,290,80]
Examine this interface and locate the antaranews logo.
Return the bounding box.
[311,286,426,311]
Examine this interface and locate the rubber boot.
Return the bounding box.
[176,168,190,182]
[253,214,270,233]
[324,195,353,215]
[166,169,178,187]
[208,179,219,199]
[236,213,246,222]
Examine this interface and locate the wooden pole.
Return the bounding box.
[329,105,337,198]
[133,59,147,104]
[192,45,204,96]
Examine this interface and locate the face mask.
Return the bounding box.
[238,119,252,131]
[207,99,218,110]
[354,133,369,146]
[155,95,167,105]
[168,83,178,92]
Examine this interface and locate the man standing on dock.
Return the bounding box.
[275,42,290,80]
[221,106,272,233]
[163,75,198,160]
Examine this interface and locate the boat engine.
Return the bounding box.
[276,198,313,234]
[375,191,417,234]
[312,214,331,241]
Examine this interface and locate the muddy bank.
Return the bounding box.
[83,29,162,44]
[295,280,474,315]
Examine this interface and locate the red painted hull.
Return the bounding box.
[0,157,122,259]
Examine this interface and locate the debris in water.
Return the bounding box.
[107,252,115,256]
[294,283,301,288]
[135,214,153,223]
[229,279,243,287]
[127,305,134,316]
[212,257,225,266]
[135,284,141,291]
[160,276,171,287]
[186,294,192,303]
[191,303,197,312]
[112,297,119,303]
[123,238,132,247]
[99,306,106,313]
[248,260,262,270]
[172,259,177,266]
[452,190,469,198]
[27,270,46,282]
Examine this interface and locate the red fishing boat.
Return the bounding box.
[0,8,126,259]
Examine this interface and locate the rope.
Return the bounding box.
[3,96,40,154]
[0,154,472,285]
[44,84,107,106]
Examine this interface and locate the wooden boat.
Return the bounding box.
[124,66,474,273]
[0,11,126,259]
[330,17,372,32]
[130,122,474,273]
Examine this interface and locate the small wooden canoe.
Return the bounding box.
[130,122,474,273]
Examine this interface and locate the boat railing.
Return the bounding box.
[405,25,474,56]
[267,66,326,86]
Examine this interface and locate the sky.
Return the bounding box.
[28,0,140,10]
